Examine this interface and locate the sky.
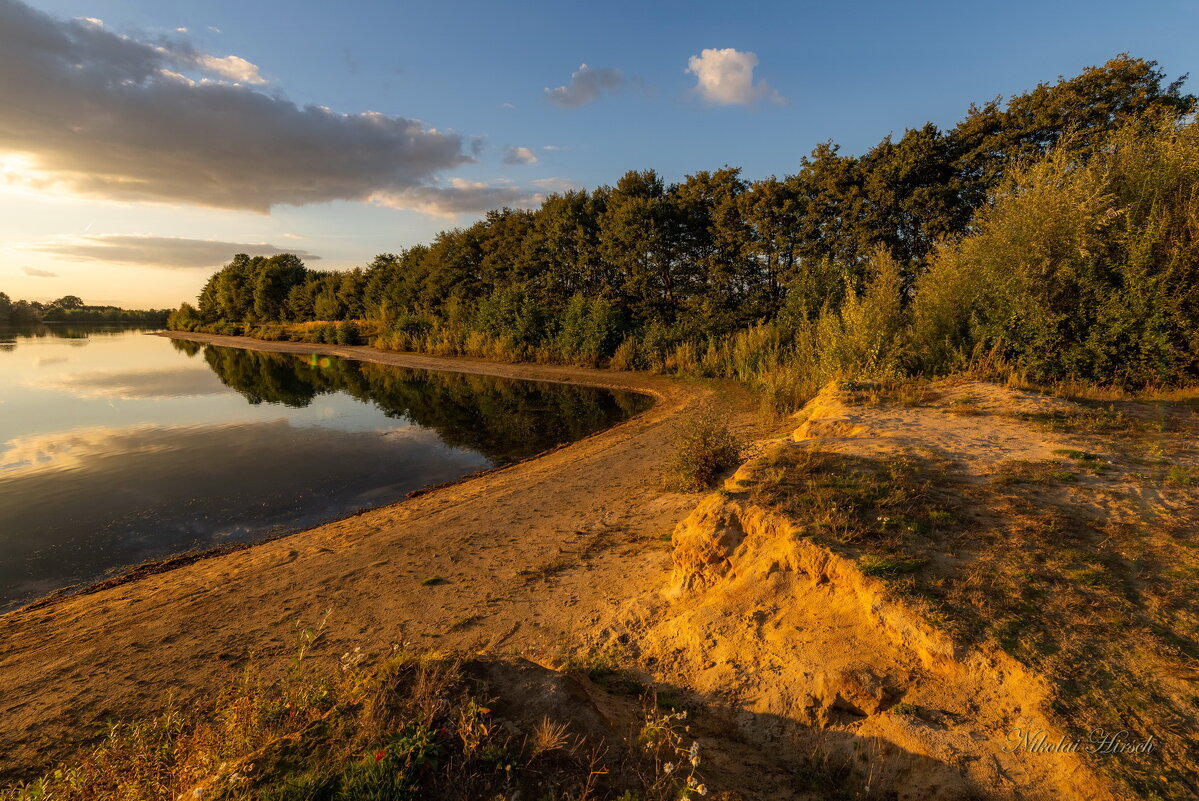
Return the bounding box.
[1,0,1197,309]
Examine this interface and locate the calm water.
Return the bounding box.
[0,325,650,609]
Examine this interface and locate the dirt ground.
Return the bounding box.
[0,333,758,783]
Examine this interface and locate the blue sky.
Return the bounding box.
[3,0,1197,307]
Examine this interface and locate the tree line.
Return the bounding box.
[0,293,170,324]
[170,55,1199,402]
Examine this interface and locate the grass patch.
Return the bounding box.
[1015,405,1162,434]
[838,379,937,408]
[991,459,1078,485]
[0,641,717,801]
[858,554,926,577]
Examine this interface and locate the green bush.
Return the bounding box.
[912,120,1199,387]
[336,320,362,346]
[663,411,744,492]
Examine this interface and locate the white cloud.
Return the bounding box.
[0,0,473,213]
[175,26,188,33]
[193,53,264,84]
[21,266,57,277]
[502,146,538,166]
[373,178,545,218]
[545,63,624,108]
[686,48,783,107]
[529,176,579,193]
[33,235,320,268]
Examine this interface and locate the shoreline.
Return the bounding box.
[0,333,756,781]
[6,331,662,616]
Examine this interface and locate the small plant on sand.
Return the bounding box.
[947,395,983,415]
[662,410,743,492]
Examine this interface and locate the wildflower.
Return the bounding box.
[663,761,674,774]
[696,784,709,796]
[375,751,385,761]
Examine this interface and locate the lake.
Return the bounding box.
[0,325,651,610]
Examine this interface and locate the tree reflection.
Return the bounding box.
[198,344,652,464]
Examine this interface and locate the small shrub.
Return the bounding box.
[662,411,743,492]
[336,320,362,346]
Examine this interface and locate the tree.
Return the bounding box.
[673,167,751,336]
[252,254,308,322]
[950,54,1195,207]
[599,170,684,325]
[51,295,85,309]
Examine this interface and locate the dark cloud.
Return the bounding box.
[35,235,320,268]
[21,266,57,277]
[0,0,475,212]
[544,64,624,108]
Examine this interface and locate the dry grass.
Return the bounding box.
[0,639,716,801]
[837,378,939,408]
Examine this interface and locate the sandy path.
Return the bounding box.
[0,333,755,780]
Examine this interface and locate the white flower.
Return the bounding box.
[663,761,674,774]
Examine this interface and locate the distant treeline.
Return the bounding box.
[170,55,1199,404]
[0,293,170,324]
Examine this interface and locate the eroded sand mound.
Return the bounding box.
[598,381,1133,800]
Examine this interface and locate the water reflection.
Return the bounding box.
[0,326,650,609]
[197,344,649,464]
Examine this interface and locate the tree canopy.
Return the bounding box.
[175,55,1199,391]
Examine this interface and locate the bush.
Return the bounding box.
[165,303,202,331]
[911,119,1199,387]
[663,410,743,492]
[336,320,362,346]
[313,323,338,344]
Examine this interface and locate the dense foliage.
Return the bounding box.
[172,56,1199,397]
[0,293,169,324]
